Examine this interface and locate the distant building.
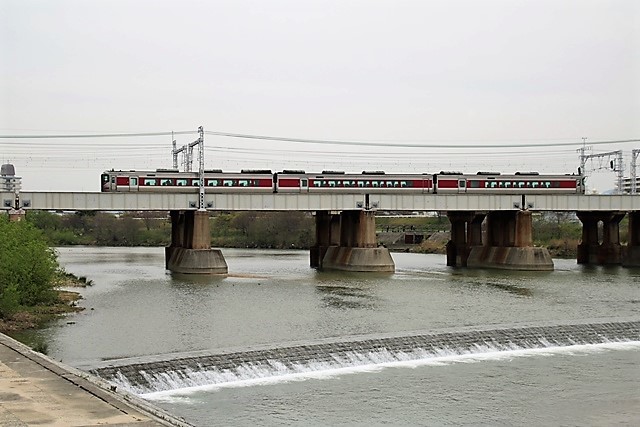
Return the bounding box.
[1,163,22,192]
[617,176,640,194]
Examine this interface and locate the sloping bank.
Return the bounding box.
[0,332,192,426]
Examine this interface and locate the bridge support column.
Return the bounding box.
[446,212,485,267]
[624,211,640,267]
[165,210,228,274]
[467,210,553,271]
[321,210,395,272]
[310,211,340,268]
[576,211,624,265]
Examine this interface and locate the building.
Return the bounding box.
[617,176,640,194]
[1,163,22,192]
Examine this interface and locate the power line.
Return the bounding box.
[0,131,195,139]
[205,131,640,149]
[0,129,637,148]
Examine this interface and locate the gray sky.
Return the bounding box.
[1,0,638,191]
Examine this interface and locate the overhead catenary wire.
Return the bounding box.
[0,129,637,149]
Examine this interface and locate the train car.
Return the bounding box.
[274,170,434,193]
[102,169,584,195]
[434,171,585,194]
[101,169,274,192]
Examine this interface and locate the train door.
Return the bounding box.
[300,177,309,193]
[129,177,139,192]
[458,179,467,193]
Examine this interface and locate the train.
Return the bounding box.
[101,169,586,194]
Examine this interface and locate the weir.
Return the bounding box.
[165,210,228,274]
[91,320,639,395]
[312,210,395,272]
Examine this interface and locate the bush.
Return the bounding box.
[0,284,20,319]
[0,217,58,317]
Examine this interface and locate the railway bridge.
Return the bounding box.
[3,191,640,273]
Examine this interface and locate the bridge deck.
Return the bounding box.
[3,192,640,212]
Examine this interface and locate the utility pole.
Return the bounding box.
[197,126,205,211]
[172,130,201,173]
[169,126,206,209]
[171,131,178,170]
[581,150,624,194]
[577,137,591,175]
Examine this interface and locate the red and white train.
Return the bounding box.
[101,169,585,194]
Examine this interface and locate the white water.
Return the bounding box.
[124,340,640,401]
[46,249,640,425]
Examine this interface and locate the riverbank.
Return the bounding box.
[0,271,86,336]
[0,331,190,426]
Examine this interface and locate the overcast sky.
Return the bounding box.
[1,0,638,191]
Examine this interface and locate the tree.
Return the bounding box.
[0,217,58,317]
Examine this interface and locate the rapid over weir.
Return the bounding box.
[90,320,640,395]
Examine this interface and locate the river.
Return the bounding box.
[23,247,640,425]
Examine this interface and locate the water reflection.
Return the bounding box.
[315,284,377,310]
[481,282,533,297]
[169,273,227,286]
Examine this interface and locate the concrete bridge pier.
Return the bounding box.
[577,211,624,265]
[467,210,553,270]
[624,211,640,267]
[310,211,340,268]
[165,210,228,274]
[320,210,395,272]
[446,212,485,267]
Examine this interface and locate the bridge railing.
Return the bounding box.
[3,192,640,212]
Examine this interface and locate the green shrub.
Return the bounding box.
[0,217,58,314]
[0,284,20,319]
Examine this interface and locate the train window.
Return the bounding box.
[223,180,234,187]
[313,181,322,187]
[372,181,380,188]
[207,179,219,186]
[176,179,188,186]
[459,180,467,188]
[111,176,116,183]
[357,181,365,187]
[143,178,157,186]
[192,179,200,186]
[102,175,109,183]
[301,179,308,187]
[328,181,337,187]
[161,179,172,186]
[131,178,138,186]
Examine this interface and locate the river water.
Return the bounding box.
[25,247,640,425]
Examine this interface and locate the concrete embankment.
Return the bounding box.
[93,319,640,394]
[0,333,191,427]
